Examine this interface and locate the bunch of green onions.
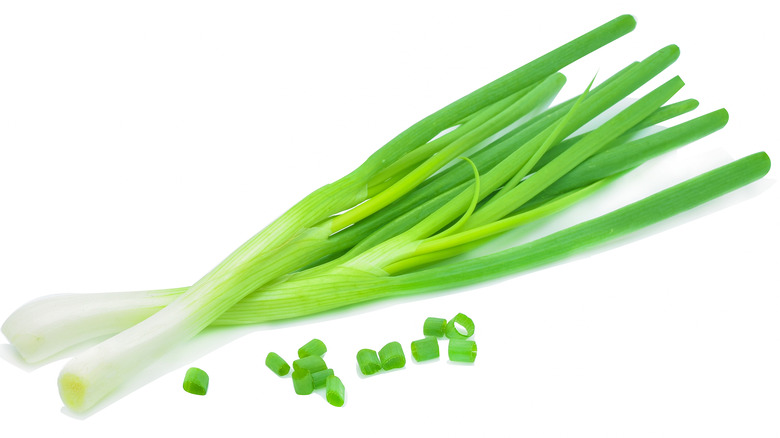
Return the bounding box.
[1,14,771,413]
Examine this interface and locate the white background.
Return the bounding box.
[1,1,778,436]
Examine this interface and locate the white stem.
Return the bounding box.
[2,290,177,363]
[57,225,331,412]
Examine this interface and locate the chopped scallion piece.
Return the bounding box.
[448,340,478,363]
[182,367,209,396]
[292,355,327,374]
[423,317,447,337]
[356,349,382,376]
[292,369,314,395]
[378,341,406,371]
[411,337,440,362]
[325,375,345,407]
[312,368,335,389]
[445,313,475,339]
[298,338,327,358]
[265,352,290,377]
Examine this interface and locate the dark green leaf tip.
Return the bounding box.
[665,44,681,61]
[614,14,637,32]
[714,108,729,125]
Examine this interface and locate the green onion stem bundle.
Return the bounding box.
[1,14,771,414]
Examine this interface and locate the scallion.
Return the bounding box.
[0,15,770,415]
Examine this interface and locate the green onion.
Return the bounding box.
[45,16,637,411]
[411,337,440,362]
[445,313,476,340]
[422,317,447,337]
[356,349,382,376]
[311,369,335,389]
[25,150,768,360]
[182,367,209,396]
[325,376,346,407]
[0,15,769,414]
[292,355,327,374]
[292,369,314,396]
[1,40,678,367]
[378,342,406,371]
[298,339,327,358]
[265,352,290,377]
[448,340,478,363]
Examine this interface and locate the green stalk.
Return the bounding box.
[354,14,637,178]
[338,106,729,273]
[330,73,567,232]
[332,45,679,258]
[521,108,729,211]
[632,98,700,131]
[433,158,482,239]
[468,75,685,228]
[385,177,613,274]
[10,151,768,359]
[533,98,700,171]
[391,152,771,291]
[222,152,770,323]
[494,75,596,199]
[367,84,539,190]
[337,75,684,272]
[140,151,775,324]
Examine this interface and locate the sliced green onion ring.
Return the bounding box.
[448,340,478,363]
[292,355,327,374]
[411,337,440,362]
[265,352,290,377]
[325,375,346,407]
[292,369,314,395]
[298,338,327,358]
[378,341,406,371]
[445,313,475,339]
[356,349,382,376]
[182,367,209,396]
[423,317,447,337]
